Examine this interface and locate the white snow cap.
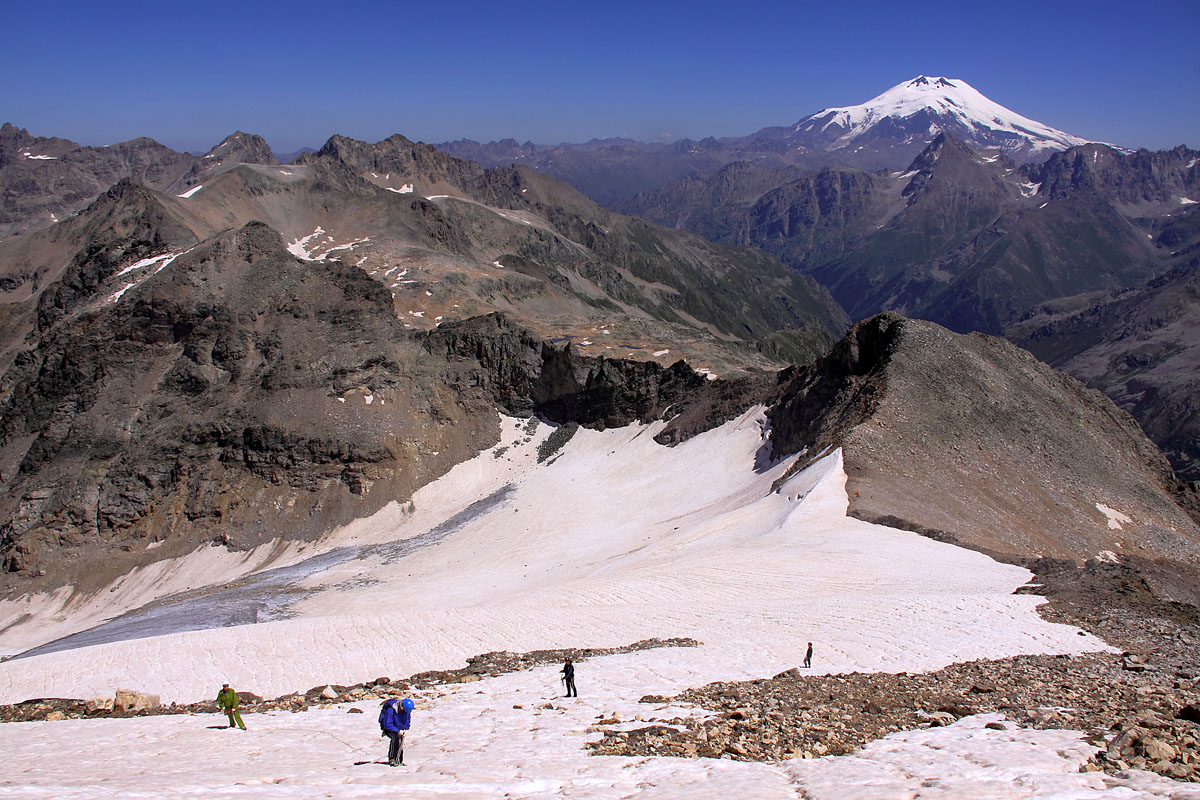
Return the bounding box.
[806,76,1090,151]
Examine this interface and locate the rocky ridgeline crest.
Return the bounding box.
[768,313,1200,567]
[0,124,277,238]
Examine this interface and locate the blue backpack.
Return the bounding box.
[379,699,412,731]
[378,700,399,731]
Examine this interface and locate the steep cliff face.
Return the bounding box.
[0,220,498,590]
[769,314,1200,565]
[423,311,781,441]
[0,217,759,594]
[747,167,887,273]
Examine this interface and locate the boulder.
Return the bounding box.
[85,697,114,712]
[319,686,338,700]
[1143,738,1176,762]
[113,690,160,713]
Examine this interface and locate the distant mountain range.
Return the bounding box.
[620,132,1200,478]
[0,124,277,238]
[1,74,1197,488]
[438,76,1116,205]
[624,135,1199,332]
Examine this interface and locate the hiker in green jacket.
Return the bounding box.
[217,683,246,730]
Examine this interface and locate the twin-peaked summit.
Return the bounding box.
[786,76,1093,164]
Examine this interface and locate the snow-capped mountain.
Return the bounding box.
[790,76,1092,162]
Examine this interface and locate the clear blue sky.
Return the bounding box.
[4,0,1197,154]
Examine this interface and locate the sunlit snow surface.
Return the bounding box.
[808,76,1091,152]
[1,410,1170,799]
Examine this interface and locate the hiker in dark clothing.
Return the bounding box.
[804,642,813,669]
[561,657,577,697]
[217,683,246,729]
[379,698,413,766]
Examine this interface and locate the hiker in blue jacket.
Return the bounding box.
[378,697,414,766]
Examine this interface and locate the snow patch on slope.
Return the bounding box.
[287,226,325,261]
[0,411,1135,799]
[0,411,1105,704]
[1096,502,1132,530]
[103,248,193,305]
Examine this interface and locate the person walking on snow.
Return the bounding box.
[803,642,813,669]
[379,697,413,766]
[217,683,246,730]
[561,657,577,697]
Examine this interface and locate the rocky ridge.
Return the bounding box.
[292,137,849,363]
[0,637,699,722]
[767,313,1200,565]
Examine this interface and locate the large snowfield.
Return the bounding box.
[1,410,1193,798]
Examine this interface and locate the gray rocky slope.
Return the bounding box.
[1008,263,1200,482]
[0,124,276,239]
[768,313,1200,572]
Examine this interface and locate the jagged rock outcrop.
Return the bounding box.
[167,131,277,195]
[423,311,782,440]
[1029,143,1200,209]
[295,134,485,195]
